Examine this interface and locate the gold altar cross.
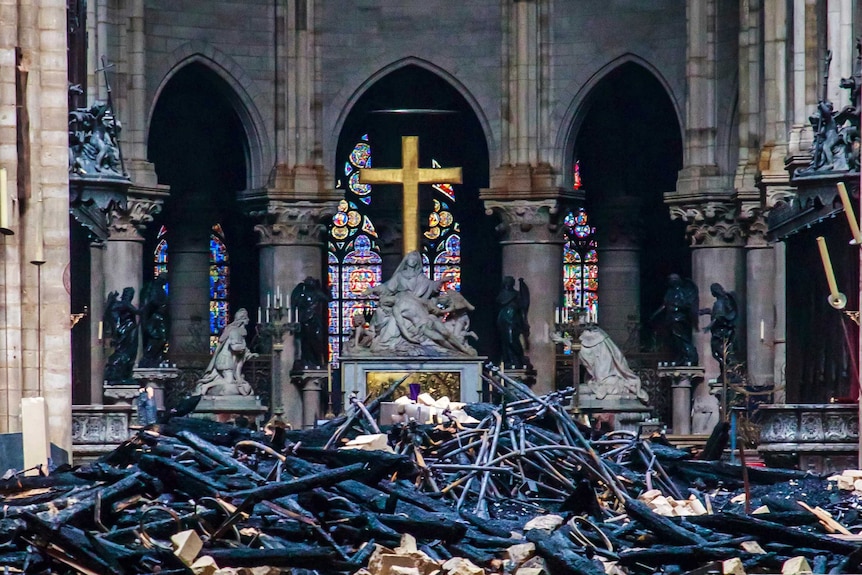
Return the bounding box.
[359,135,462,254]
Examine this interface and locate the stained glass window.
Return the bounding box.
[573,159,583,190]
[563,208,598,321]
[154,225,169,289]
[209,224,230,352]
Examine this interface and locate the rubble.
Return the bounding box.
[1,367,862,574]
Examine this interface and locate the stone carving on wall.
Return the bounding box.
[797,44,861,176]
[578,326,649,404]
[356,251,477,357]
[69,101,127,179]
[669,202,744,247]
[249,201,334,246]
[496,276,531,368]
[103,287,139,384]
[484,199,560,242]
[195,308,258,396]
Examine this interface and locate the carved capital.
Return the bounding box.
[248,200,337,246]
[669,201,744,247]
[106,196,162,241]
[484,199,561,243]
[738,205,769,246]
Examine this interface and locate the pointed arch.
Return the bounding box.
[554,54,684,190]
[149,42,273,190]
[329,57,497,170]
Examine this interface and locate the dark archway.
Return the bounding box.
[147,62,258,361]
[334,65,497,358]
[574,62,686,352]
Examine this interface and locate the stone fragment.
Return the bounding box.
[782,556,813,575]
[191,556,219,575]
[740,541,766,554]
[441,557,484,575]
[171,529,203,566]
[523,514,564,531]
[722,557,746,575]
[505,542,535,565]
[340,433,394,453]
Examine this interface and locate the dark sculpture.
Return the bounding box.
[496,276,531,368]
[104,287,139,383]
[138,277,169,368]
[291,277,330,368]
[68,101,126,178]
[699,282,738,373]
[797,44,861,176]
[650,274,699,366]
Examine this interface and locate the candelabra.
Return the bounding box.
[553,306,588,411]
[259,298,299,418]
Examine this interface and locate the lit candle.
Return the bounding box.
[760,319,764,341]
[836,183,862,244]
[816,236,841,300]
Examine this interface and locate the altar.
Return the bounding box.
[340,355,486,404]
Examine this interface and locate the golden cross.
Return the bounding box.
[359,135,462,254]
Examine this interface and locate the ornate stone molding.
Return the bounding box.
[106,196,163,242]
[248,200,337,246]
[669,201,744,247]
[738,205,770,247]
[484,199,561,243]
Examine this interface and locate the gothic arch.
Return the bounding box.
[149,42,272,190]
[329,57,497,170]
[554,54,684,189]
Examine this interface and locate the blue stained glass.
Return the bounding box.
[360,196,371,205]
[210,235,229,263]
[562,209,598,319]
[361,133,368,141]
[344,161,353,176]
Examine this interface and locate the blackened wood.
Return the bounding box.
[458,510,520,538]
[527,527,608,575]
[230,462,366,503]
[295,447,416,480]
[45,471,152,528]
[137,454,224,498]
[205,546,358,571]
[176,430,265,482]
[624,496,707,546]
[0,473,90,493]
[618,545,750,567]
[374,512,467,542]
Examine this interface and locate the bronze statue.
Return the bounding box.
[104,287,139,383]
[699,282,738,372]
[138,276,169,368]
[496,276,530,368]
[291,277,330,368]
[650,274,699,366]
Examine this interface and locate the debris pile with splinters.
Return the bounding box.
[2,368,862,575]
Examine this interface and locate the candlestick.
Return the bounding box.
[837,183,862,244]
[816,236,846,308]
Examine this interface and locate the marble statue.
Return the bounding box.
[496,276,530,368]
[691,381,720,434]
[139,276,169,368]
[195,308,258,396]
[650,273,699,366]
[104,287,139,383]
[363,251,477,357]
[699,282,738,373]
[579,326,649,404]
[291,277,330,368]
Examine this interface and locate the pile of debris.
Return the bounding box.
[2,370,862,575]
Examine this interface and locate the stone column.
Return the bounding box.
[593,198,642,347]
[168,221,211,361]
[89,241,106,403]
[485,200,562,394]
[670,201,746,383]
[249,200,335,429]
[742,213,775,390]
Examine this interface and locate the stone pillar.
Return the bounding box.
[773,241,787,403]
[249,200,335,429]
[168,221,211,360]
[670,202,746,383]
[485,200,562,394]
[593,198,642,347]
[89,241,106,403]
[742,215,775,389]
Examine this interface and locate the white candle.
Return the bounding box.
[258,307,262,324]
[276,285,281,306]
[97,321,103,341]
[760,319,764,341]
[267,292,271,309]
[0,167,9,233]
